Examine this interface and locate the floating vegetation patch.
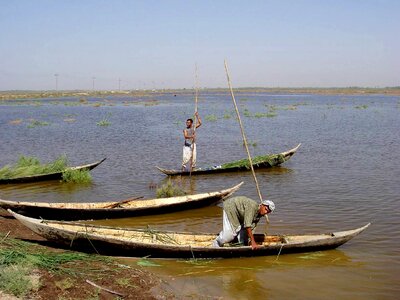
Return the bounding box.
[223,113,232,119]
[355,105,368,109]
[27,119,50,128]
[9,119,22,125]
[156,180,186,198]
[0,155,67,180]
[63,118,76,123]
[96,113,112,126]
[62,169,92,183]
[221,153,285,169]
[205,114,218,122]
[254,112,277,118]
[243,109,252,117]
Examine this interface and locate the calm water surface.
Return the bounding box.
[0,92,399,299]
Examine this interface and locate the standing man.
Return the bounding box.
[182,111,202,172]
[212,196,275,249]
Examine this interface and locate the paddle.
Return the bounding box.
[224,60,269,223]
[102,196,144,209]
[189,64,199,176]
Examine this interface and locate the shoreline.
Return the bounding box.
[1,87,400,101]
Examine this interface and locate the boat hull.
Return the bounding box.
[0,183,242,220]
[156,144,300,176]
[0,158,106,184]
[9,210,369,259]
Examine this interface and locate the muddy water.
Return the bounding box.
[0,92,399,299]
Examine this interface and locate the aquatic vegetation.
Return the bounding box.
[223,113,232,119]
[96,113,112,126]
[355,105,368,109]
[243,109,252,117]
[0,155,68,179]
[9,119,22,125]
[205,114,218,122]
[27,120,49,128]
[156,180,186,198]
[221,153,285,169]
[254,112,277,118]
[62,169,92,183]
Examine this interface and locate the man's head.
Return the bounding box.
[186,118,193,128]
[259,199,275,215]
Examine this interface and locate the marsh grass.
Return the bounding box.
[0,155,67,180]
[96,113,112,126]
[355,104,368,109]
[62,169,92,183]
[205,114,218,122]
[28,120,49,128]
[156,180,186,198]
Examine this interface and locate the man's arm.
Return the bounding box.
[246,227,259,250]
[195,112,202,129]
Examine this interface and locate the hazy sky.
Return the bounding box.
[0,0,399,90]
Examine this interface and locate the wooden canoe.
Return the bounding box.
[156,144,301,176]
[8,209,370,259]
[0,158,106,184]
[0,182,242,220]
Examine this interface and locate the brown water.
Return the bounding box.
[1,92,399,299]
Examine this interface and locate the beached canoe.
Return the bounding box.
[8,209,370,259]
[0,158,106,184]
[156,144,301,176]
[0,183,242,220]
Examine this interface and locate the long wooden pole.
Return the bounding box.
[224,60,269,222]
[190,64,199,176]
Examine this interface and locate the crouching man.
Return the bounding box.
[212,196,275,249]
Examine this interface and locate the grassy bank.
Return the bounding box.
[0,229,171,299]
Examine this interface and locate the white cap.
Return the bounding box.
[261,200,275,213]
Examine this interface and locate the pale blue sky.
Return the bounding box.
[0,0,399,90]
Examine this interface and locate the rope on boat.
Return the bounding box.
[275,244,284,261]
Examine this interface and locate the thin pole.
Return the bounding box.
[190,64,199,176]
[224,60,269,222]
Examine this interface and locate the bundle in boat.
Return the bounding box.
[8,209,370,259]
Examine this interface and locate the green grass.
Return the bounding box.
[156,180,186,198]
[0,155,68,180]
[221,153,285,169]
[27,120,50,128]
[0,264,37,297]
[0,235,104,298]
[96,113,112,126]
[355,104,368,109]
[205,114,218,122]
[62,169,92,183]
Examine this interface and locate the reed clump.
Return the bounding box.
[62,169,92,183]
[0,155,67,180]
[156,180,186,198]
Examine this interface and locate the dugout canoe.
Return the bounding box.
[8,209,370,259]
[156,144,301,176]
[0,158,106,184]
[0,182,242,220]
